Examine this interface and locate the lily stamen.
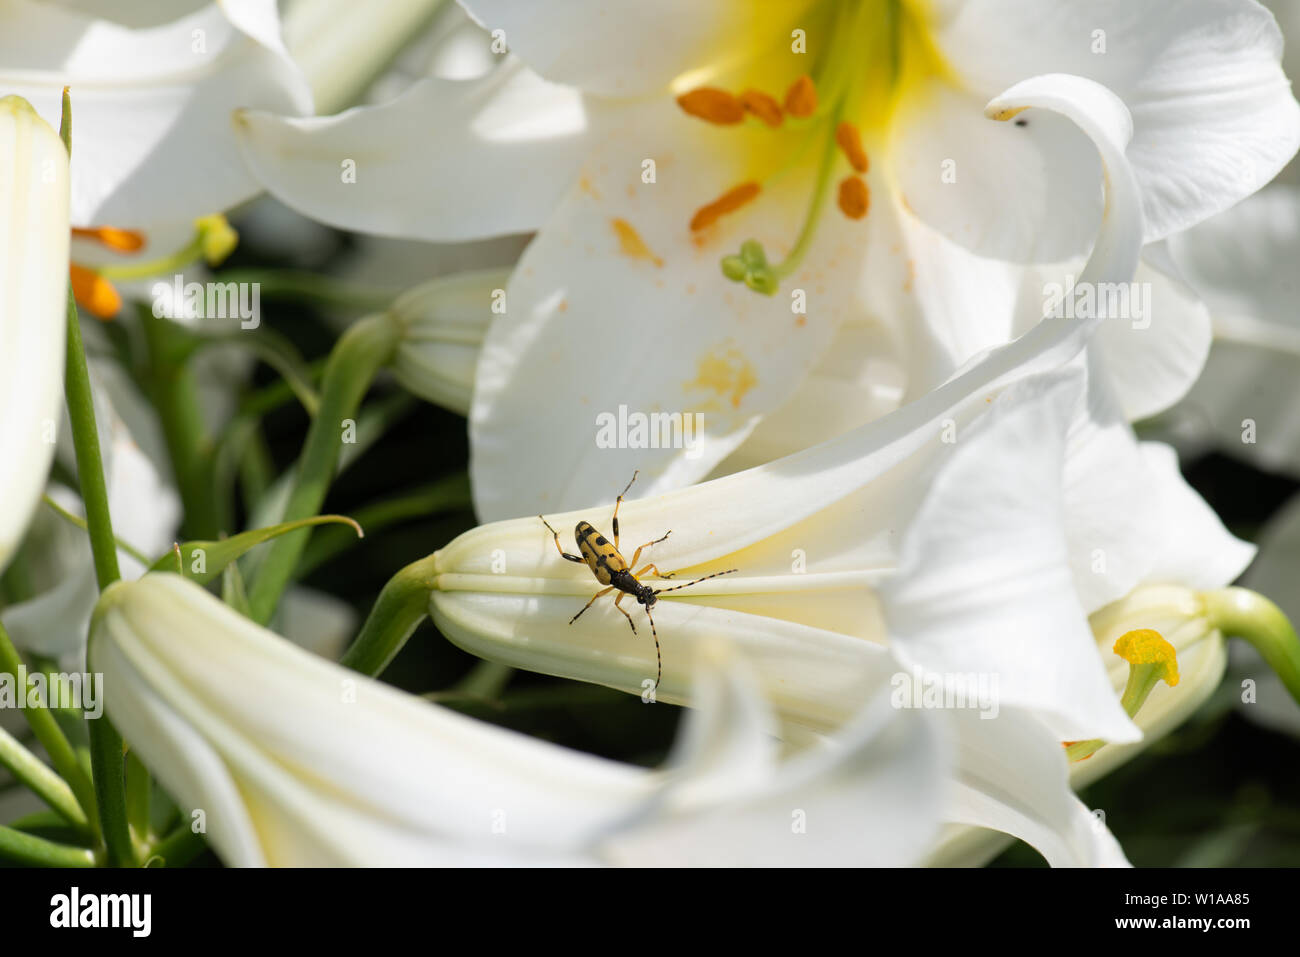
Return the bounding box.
[1066,628,1180,762]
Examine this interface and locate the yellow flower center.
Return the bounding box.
[673,0,948,294]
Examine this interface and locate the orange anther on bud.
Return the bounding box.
[835,122,869,173]
[676,87,745,125]
[69,263,122,320]
[836,176,870,220]
[71,226,146,253]
[690,181,761,232]
[739,89,784,128]
[783,75,817,118]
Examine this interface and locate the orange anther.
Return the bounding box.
[676,87,745,125]
[739,89,783,128]
[783,75,817,118]
[690,182,761,232]
[835,121,869,173]
[71,226,146,253]
[837,176,870,220]
[69,263,122,320]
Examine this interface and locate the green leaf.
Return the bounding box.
[147,514,364,585]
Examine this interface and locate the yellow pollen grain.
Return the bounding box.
[676,87,745,125]
[837,176,870,220]
[739,89,784,128]
[611,218,663,267]
[1113,628,1180,687]
[689,181,761,232]
[835,121,869,173]
[69,264,122,320]
[71,226,146,253]
[783,75,817,118]
[690,349,758,409]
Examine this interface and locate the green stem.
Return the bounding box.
[340,552,438,676]
[87,716,133,867]
[43,495,153,567]
[0,724,90,833]
[95,231,205,281]
[66,278,133,866]
[65,290,121,590]
[1203,587,1300,705]
[140,306,221,539]
[0,613,95,828]
[125,749,150,846]
[0,825,97,867]
[248,312,403,624]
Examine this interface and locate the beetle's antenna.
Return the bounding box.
[644,606,662,691]
[653,568,738,595]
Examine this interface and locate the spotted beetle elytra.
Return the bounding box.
[539,470,738,692]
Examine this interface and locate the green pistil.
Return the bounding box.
[717,0,868,295]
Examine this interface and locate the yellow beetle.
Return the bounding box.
[540,471,737,691]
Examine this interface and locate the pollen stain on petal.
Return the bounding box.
[611,218,663,267]
[689,348,758,410]
[835,122,869,173]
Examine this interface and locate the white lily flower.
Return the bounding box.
[90,572,947,866]
[0,95,69,573]
[1,0,311,229]
[233,0,1297,519]
[428,357,1235,864]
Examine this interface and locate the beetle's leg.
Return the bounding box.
[611,469,639,550]
[635,563,674,579]
[628,530,672,571]
[540,516,584,564]
[613,591,638,634]
[569,586,615,625]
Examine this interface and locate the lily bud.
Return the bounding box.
[0,96,69,571]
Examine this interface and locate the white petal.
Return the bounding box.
[922,0,1300,252]
[1081,259,1212,420]
[1062,352,1254,613]
[879,369,1138,744]
[93,574,655,864]
[944,706,1130,867]
[235,60,594,241]
[1167,185,1300,473]
[607,674,947,866]
[1,0,311,227]
[469,98,864,520]
[0,96,68,573]
[458,0,814,97]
